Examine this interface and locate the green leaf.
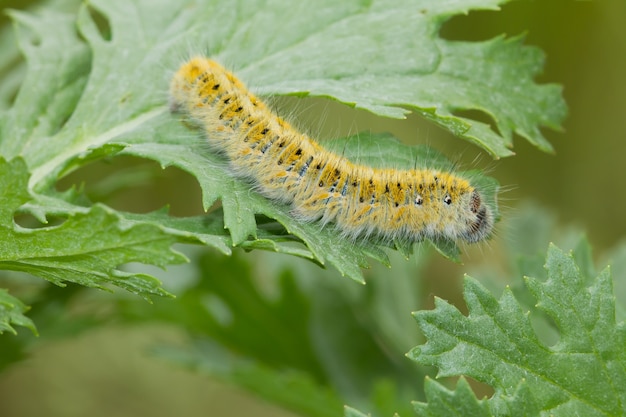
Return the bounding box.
[0,288,37,335]
[232,1,565,157]
[409,243,626,417]
[0,0,556,286]
[121,248,428,417]
[0,157,179,299]
[153,341,346,417]
[121,250,327,376]
[412,34,565,155]
[0,8,91,164]
[411,376,543,417]
[124,250,345,417]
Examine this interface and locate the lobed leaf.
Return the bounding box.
[0,288,37,335]
[121,248,427,417]
[0,0,558,290]
[0,158,179,299]
[408,243,626,417]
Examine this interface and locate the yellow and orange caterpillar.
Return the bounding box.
[170,57,493,244]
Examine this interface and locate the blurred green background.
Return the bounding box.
[0,0,625,416]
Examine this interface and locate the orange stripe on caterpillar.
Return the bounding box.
[169,57,494,243]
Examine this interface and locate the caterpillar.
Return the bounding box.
[169,57,494,244]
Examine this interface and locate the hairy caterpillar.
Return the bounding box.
[169,57,494,244]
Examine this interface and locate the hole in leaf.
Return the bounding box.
[452,108,501,136]
[433,376,496,400]
[530,310,560,348]
[85,4,112,42]
[20,24,42,47]
[439,5,520,42]
[0,59,26,108]
[14,212,68,229]
[463,376,495,399]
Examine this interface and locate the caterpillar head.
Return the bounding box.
[458,189,493,243]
